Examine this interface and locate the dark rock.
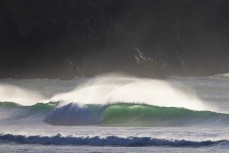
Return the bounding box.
[0,0,229,79]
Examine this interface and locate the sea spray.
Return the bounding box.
[0,84,45,105]
[0,75,212,111]
[50,75,212,111]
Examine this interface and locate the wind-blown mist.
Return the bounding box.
[50,75,211,111]
[0,75,214,111]
[0,84,44,105]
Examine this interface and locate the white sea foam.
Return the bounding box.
[212,73,229,78]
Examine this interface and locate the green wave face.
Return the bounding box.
[1,102,229,126]
[0,102,21,108]
[0,102,57,110]
[0,102,57,120]
[101,103,228,126]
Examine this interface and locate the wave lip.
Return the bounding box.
[0,134,227,147]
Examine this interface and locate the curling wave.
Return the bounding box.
[0,133,228,147]
[1,102,229,126]
[44,103,229,126]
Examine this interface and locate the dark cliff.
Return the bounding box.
[1,0,229,79]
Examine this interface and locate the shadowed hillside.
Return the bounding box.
[1,0,229,79]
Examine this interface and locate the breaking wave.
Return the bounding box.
[0,133,227,147]
[44,103,229,126]
[1,102,228,126]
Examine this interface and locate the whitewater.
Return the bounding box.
[0,74,229,153]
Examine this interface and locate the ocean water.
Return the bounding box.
[0,74,229,153]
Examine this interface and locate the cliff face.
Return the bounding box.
[1,0,229,79]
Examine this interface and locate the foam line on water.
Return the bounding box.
[0,133,227,147]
